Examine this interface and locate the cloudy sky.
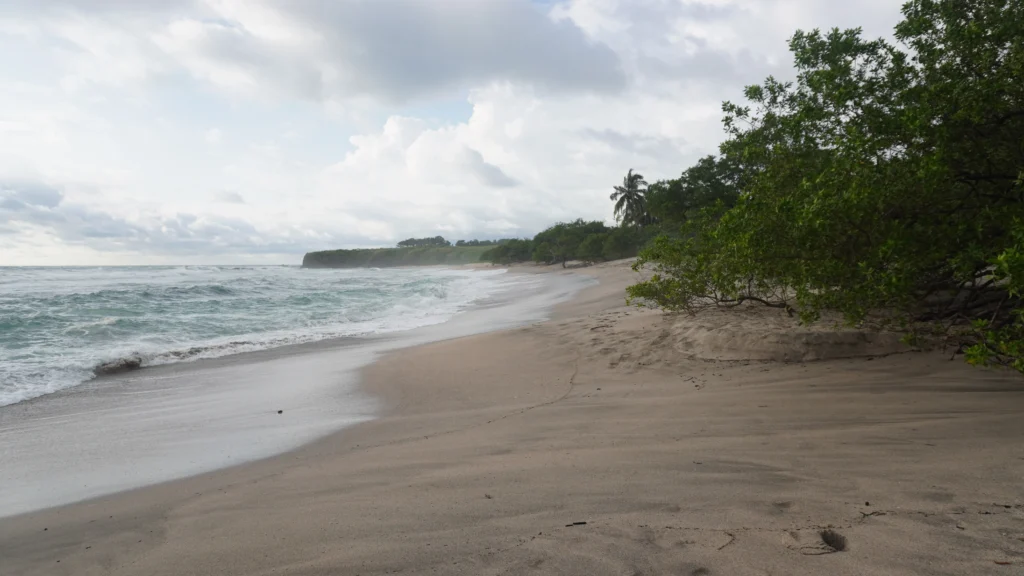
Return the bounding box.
[0,0,904,265]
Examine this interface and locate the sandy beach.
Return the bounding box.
[2,260,1024,575]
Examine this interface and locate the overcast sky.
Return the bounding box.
[0,0,904,265]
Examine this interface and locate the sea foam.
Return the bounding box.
[0,265,512,406]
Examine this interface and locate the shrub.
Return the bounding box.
[629,0,1024,373]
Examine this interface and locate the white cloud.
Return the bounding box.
[215,190,243,203]
[0,0,907,264]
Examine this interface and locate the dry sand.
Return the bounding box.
[2,260,1024,575]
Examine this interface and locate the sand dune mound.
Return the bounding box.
[670,306,912,362]
[567,304,914,369]
[671,318,909,362]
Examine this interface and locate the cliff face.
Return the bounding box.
[302,246,491,268]
[301,252,332,268]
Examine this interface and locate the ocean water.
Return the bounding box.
[0,265,514,407]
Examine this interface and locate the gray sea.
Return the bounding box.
[0,265,515,407]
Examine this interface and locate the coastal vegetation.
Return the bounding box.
[480,220,652,266]
[303,243,492,268]
[304,236,519,268]
[477,172,668,267]
[474,141,746,268]
[455,239,503,247]
[610,169,651,228]
[396,236,452,248]
[627,0,1024,373]
[474,155,740,267]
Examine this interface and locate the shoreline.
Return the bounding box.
[0,264,522,410]
[3,260,1024,575]
[0,266,594,518]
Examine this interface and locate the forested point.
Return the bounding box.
[302,244,492,268]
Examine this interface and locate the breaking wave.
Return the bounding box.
[0,265,511,406]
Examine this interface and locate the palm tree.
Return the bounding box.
[610,169,649,227]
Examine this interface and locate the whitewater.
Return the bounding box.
[0,265,515,406]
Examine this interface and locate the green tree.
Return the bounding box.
[533,219,610,267]
[610,169,650,227]
[629,0,1024,373]
[578,233,608,263]
[646,155,744,228]
[532,242,553,264]
[397,236,450,248]
[602,226,644,261]
[481,239,533,264]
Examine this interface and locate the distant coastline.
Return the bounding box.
[302,245,493,268]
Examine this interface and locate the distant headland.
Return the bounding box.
[301,222,649,269]
[301,236,499,268]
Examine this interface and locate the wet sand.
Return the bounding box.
[0,270,592,517]
[2,260,1023,575]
